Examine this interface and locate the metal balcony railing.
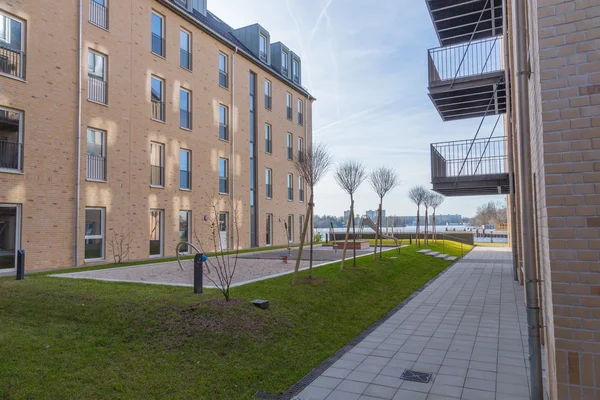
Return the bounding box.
[282,67,288,76]
[286,106,292,120]
[180,48,191,70]
[266,183,272,198]
[265,138,272,154]
[152,33,165,57]
[428,37,501,85]
[0,43,25,79]
[259,51,267,62]
[298,112,303,126]
[0,141,23,171]
[86,154,106,180]
[287,146,293,160]
[431,136,507,180]
[180,170,191,189]
[89,0,108,29]
[180,109,191,129]
[88,75,107,104]
[265,95,272,110]
[152,99,164,121]
[150,165,164,186]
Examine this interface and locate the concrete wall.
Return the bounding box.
[0,0,312,270]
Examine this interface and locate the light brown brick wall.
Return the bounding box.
[524,0,600,398]
[0,0,312,270]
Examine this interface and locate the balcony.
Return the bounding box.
[151,99,164,121]
[430,136,510,196]
[152,33,165,57]
[180,48,191,70]
[86,154,106,181]
[89,0,108,30]
[428,37,507,121]
[0,44,25,79]
[150,165,164,187]
[88,75,107,104]
[0,140,23,172]
[426,0,503,46]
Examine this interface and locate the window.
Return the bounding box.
[219,52,228,88]
[0,204,20,270]
[298,176,304,202]
[259,34,267,62]
[264,124,272,154]
[297,137,303,161]
[265,168,272,199]
[286,92,292,120]
[281,50,288,75]
[0,13,25,79]
[151,76,164,121]
[287,215,294,243]
[299,215,305,241]
[88,51,107,104]
[89,0,108,29]
[0,108,23,172]
[150,142,164,187]
[266,214,273,246]
[264,80,271,110]
[298,99,304,126]
[293,59,300,83]
[180,29,191,70]
[219,158,228,194]
[286,133,293,160]
[149,209,163,257]
[180,88,191,129]
[219,105,228,141]
[85,208,105,261]
[86,128,106,181]
[151,12,164,57]
[179,210,191,254]
[180,149,191,190]
[287,173,293,201]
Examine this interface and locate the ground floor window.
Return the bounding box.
[0,204,20,269]
[179,210,191,254]
[85,208,104,261]
[299,215,305,242]
[287,215,294,243]
[266,214,273,246]
[219,212,228,251]
[150,209,163,257]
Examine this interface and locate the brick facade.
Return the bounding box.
[0,0,312,271]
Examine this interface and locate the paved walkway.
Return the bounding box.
[294,247,531,400]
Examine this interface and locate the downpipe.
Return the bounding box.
[75,0,83,267]
[230,47,237,250]
[514,0,543,398]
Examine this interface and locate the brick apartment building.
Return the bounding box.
[426,0,599,398]
[0,0,312,272]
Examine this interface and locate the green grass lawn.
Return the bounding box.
[0,243,469,399]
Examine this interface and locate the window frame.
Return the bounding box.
[179,28,192,70]
[286,92,292,120]
[150,75,165,122]
[0,12,25,80]
[84,207,105,262]
[298,175,304,202]
[287,173,293,201]
[259,34,267,62]
[265,123,272,154]
[219,104,229,141]
[281,50,288,75]
[86,127,106,181]
[292,59,300,83]
[151,11,165,57]
[179,210,191,254]
[287,215,294,243]
[219,52,228,89]
[179,148,191,190]
[89,0,109,30]
[179,87,191,129]
[149,209,164,257]
[297,99,304,126]
[219,157,229,194]
[265,168,272,199]
[286,133,293,161]
[0,106,24,173]
[87,50,107,104]
[264,79,271,110]
[150,141,165,188]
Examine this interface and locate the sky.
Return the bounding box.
[209,0,505,219]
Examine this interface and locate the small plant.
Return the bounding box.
[108,228,133,264]
[313,232,323,243]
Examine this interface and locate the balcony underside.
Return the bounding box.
[432,173,510,196]
[428,71,507,121]
[427,0,503,46]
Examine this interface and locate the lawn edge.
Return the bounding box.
[254,248,473,400]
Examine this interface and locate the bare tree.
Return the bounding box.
[408,186,428,248]
[108,228,134,264]
[193,194,241,301]
[292,142,333,285]
[423,191,435,247]
[430,193,445,242]
[369,167,399,259]
[335,160,368,270]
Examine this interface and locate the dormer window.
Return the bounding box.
[292,59,299,84]
[281,51,288,76]
[259,34,267,62]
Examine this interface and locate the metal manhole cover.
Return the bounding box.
[400,369,432,383]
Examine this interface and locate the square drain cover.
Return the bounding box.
[400,369,432,383]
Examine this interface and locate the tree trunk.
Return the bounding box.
[292,195,313,285]
[339,199,354,271]
[379,202,384,258]
[351,195,357,267]
[373,200,381,261]
[309,201,314,277]
[424,208,429,247]
[432,210,436,243]
[416,208,420,248]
